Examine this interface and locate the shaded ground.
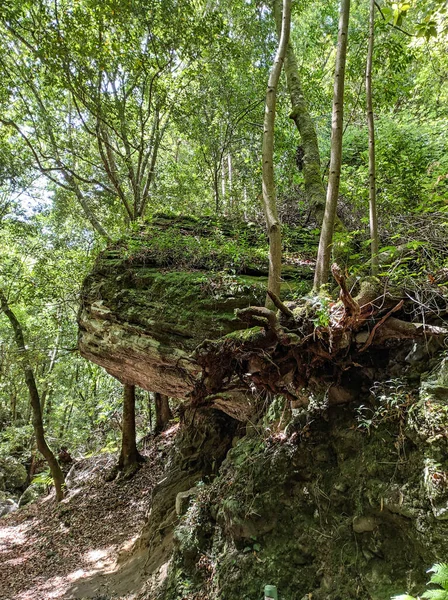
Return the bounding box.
[0,428,176,600]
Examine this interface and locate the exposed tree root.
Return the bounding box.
[192,263,447,418]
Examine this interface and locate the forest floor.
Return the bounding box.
[0,427,177,600]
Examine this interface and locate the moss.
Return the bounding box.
[86,217,313,352]
[158,400,448,600]
[225,326,264,343]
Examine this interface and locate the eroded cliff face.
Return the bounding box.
[78,216,448,600]
[123,352,448,600]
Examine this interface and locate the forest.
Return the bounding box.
[0,0,448,599]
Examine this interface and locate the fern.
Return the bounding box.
[392,563,448,600]
[424,563,448,593]
[422,591,448,600]
[31,470,53,487]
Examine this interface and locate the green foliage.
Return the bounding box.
[0,425,33,461]
[31,470,54,488]
[356,380,414,433]
[341,117,448,217]
[392,563,448,600]
[117,215,269,273]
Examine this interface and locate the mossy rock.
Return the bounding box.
[0,457,27,493]
[79,216,312,399]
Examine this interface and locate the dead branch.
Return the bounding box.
[236,306,279,331]
[374,317,448,343]
[331,263,360,317]
[267,290,294,318]
[359,300,404,352]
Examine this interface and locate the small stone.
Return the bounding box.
[432,503,448,520]
[175,487,198,516]
[0,498,18,517]
[334,481,348,493]
[352,515,377,533]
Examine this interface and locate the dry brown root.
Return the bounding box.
[190,264,448,418]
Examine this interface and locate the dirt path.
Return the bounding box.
[0,432,174,600]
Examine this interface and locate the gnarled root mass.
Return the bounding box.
[193,264,447,415]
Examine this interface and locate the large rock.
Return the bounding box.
[421,357,448,401]
[18,483,45,507]
[0,497,18,517]
[0,456,27,493]
[78,216,310,401]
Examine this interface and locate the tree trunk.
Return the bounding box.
[154,393,173,434]
[262,0,292,305]
[0,289,65,501]
[227,154,233,210]
[221,160,226,206]
[366,0,379,275]
[314,0,351,290]
[11,391,17,422]
[213,168,220,213]
[40,327,61,416]
[272,0,325,225]
[118,384,142,471]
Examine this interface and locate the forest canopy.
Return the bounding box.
[0,0,447,512]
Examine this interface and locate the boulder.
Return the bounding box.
[421,357,448,402]
[0,456,27,493]
[19,483,45,507]
[175,487,199,516]
[78,216,308,412]
[0,498,18,517]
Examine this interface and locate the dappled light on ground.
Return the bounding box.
[0,434,172,600]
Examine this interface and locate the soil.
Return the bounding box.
[0,428,177,600]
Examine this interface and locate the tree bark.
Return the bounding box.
[118,383,142,471]
[314,0,351,290]
[272,0,326,225]
[0,289,65,501]
[40,326,61,417]
[154,393,173,434]
[262,0,292,305]
[366,0,379,275]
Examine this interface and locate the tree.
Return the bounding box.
[366,0,379,275]
[262,0,292,304]
[154,393,173,435]
[117,384,143,474]
[272,0,326,225]
[314,0,351,290]
[0,0,224,237]
[0,288,65,501]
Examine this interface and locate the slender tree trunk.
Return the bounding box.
[44,390,53,426]
[63,403,74,439]
[227,154,233,210]
[366,0,379,275]
[221,160,226,206]
[0,289,65,501]
[314,0,351,290]
[11,391,17,422]
[154,393,173,434]
[147,391,153,431]
[40,327,61,416]
[213,168,220,213]
[118,384,142,470]
[262,0,292,305]
[272,0,325,225]
[59,403,70,439]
